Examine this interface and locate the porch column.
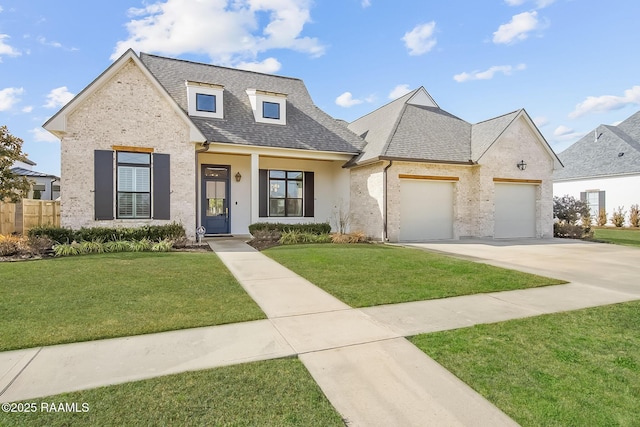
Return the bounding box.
[250,153,259,225]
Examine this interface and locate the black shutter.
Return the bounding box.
[304,171,314,217]
[94,150,114,220]
[259,169,268,217]
[152,153,170,220]
[599,191,606,213]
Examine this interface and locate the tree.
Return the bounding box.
[553,195,589,225]
[1,125,32,202]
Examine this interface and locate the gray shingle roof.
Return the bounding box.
[11,167,59,179]
[139,53,364,154]
[471,110,520,161]
[553,112,640,181]
[348,87,533,165]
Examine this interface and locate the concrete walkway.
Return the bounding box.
[2,238,639,426]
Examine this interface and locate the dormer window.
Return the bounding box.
[246,89,287,125]
[196,93,216,113]
[263,102,280,119]
[187,81,224,119]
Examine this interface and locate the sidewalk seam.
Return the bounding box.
[0,347,42,398]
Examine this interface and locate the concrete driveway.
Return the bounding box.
[405,238,640,296]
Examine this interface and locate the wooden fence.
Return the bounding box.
[0,199,60,235]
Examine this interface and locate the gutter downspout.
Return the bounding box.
[383,160,393,242]
[195,141,210,237]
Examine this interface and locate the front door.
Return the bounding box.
[201,165,230,234]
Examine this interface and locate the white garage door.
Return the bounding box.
[400,180,454,241]
[494,183,536,238]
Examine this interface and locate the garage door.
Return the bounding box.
[400,180,454,241]
[494,183,536,238]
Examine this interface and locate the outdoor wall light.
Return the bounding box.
[235,171,242,182]
[517,160,527,171]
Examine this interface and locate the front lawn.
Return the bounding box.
[593,227,640,247]
[0,252,265,351]
[410,301,640,426]
[0,358,344,427]
[264,244,564,307]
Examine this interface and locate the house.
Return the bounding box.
[553,111,640,224]
[43,49,561,241]
[348,90,562,241]
[10,157,61,200]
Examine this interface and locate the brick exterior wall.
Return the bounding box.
[477,116,555,238]
[349,116,556,241]
[60,59,197,238]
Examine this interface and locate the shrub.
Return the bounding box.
[630,204,640,228]
[151,239,174,252]
[610,206,626,227]
[554,223,593,239]
[78,240,105,254]
[331,231,368,244]
[27,235,54,255]
[75,223,186,242]
[28,226,76,244]
[553,195,589,225]
[249,222,331,235]
[131,238,153,252]
[53,243,81,257]
[279,231,332,245]
[0,235,20,256]
[597,209,608,226]
[104,240,132,253]
[580,210,592,230]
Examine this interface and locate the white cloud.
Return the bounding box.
[22,105,33,113]
[30,127,59,143]
[504,0,526,5]
[0,87,23,111]
[402,22,437,56]
[493,11,540,44]
[235,57,281,73]
[0,34,20,59]
[111,0,325,65]
[569,86,640,118]
[361,0,371,7]
[453,63,526,82]
[44,86,74,109]
[554,125,574,136]
[533,116,549,127]
[388,84,412,100]
[335,92,363,108]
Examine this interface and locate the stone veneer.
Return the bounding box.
[60,59,197,238]
[349,115,556,241]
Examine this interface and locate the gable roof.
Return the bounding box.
[348,87,560,167]
[139,53,364,154]
[553,111,640,181]
[43,49,205,143]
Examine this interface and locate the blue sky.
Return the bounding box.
[1,0,639,176]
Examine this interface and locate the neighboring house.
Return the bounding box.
[43,49,561,241]
[348,89,562,241]
[10,157,61,200]
[553,111,640,225]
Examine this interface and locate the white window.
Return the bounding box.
[246,89,287,125]
[186,81,224,119]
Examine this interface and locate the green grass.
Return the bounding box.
[264,244,565,307]
[0,358,344,427]
[410,301,640,427]
[593,227,640,247]
[0,252,265,351]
